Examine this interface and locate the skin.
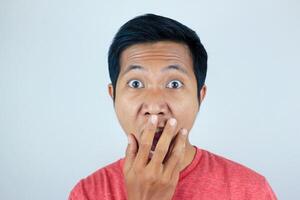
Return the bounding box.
[108,41,207,200]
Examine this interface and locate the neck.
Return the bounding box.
[179,140,196,171]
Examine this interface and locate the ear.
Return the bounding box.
[199,84,207,104]
[108,83,114,100]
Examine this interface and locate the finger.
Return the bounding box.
[163,128,188,179]
[134,115,158,167]
[162,133,177,164]
[150,118,178,165]
[123,133,138,175]
[169,163,181,186]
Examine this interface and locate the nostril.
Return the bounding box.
[145,112,163,116]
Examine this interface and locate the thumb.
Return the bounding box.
[123,133,138,175]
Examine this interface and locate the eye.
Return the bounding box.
[127,79,144,88]
[166,80,183,89]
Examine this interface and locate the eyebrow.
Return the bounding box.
[121,64,188,76]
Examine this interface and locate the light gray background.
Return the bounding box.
[1,0,299,199]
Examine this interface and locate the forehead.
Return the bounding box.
[119,41,193,73]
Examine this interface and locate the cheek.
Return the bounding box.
[170,97,198,130]
[115,94,139,134]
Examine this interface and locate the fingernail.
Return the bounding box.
[169,118,177,126]
[150,115,158,124]
[181,129,188,136]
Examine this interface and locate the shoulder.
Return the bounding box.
[199,149,265,183]
[81,158,124,187]
[196,149,277,199]
[68,159,125,200]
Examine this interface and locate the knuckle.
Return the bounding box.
[159,176,170,186]
[148,124,156,132]
[180,134,187,144]
[126,146,134,156]
[139,141,152,150]
[134,165,143,174]
[180,130,187,139]
[164,125,175,135]
[168,172,179,186]
[143,171,157,183]
[155,146,168,155]
[170,178,179,187]
[144,121,156,132]
[172,149,182,159]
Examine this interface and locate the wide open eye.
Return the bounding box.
[127,79,144,88]
[166,80,183,89]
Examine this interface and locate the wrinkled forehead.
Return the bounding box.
[119,41,193,73]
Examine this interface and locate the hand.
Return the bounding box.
[123,115,188,200]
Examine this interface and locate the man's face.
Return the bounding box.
[108,41,206,147]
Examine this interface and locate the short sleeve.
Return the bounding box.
[263,178,277,200]
[68,180,88,200]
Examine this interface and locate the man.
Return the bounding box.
[69,14,277,200]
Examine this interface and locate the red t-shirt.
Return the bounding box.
[69,146,277,200]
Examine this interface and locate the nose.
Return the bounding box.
[140,89,169,117]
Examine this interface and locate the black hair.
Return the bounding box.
[108,13,207,106]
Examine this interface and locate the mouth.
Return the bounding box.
[151,127,164,152]
[148,126,177,163]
